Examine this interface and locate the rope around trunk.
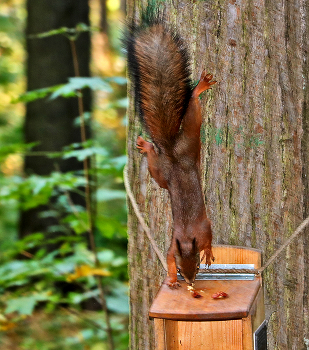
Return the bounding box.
[124,165,309,276]
[123,165,168,271]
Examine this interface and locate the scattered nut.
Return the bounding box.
[192,290,202,298]
[187,284,202,298]
[212,291,228,299]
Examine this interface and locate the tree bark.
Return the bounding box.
[127,0,307,349]
[21,0,91,239]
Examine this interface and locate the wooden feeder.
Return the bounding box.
[149,245,267,350]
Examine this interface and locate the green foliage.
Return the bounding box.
[0,236,129,348]
[15,76,126,103]
[0,142,37,162]
[62,143,108,161]
[13,85,63,103]
[0,121,128,350]
[0,172,87,210]
[0,0,129,347]
[5,292,53,316]
[29,22,94,41]
[0,33,128,350]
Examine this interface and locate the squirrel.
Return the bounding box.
[126,13,216,288]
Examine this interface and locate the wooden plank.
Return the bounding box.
[165,319,178,350]
[242,316,253,350]
[164,319,243,350]
[249,286,266,333]
[149,278,261,321]
[154,319,165,350]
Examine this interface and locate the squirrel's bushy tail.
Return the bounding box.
[125,19,192,153]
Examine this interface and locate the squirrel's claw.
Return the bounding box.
[200,70,207,80]
[201,70,215,83]
[136,136,153,154]
[205,73,213,81]
[166,277,181,289]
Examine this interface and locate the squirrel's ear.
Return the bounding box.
[176,239,182,257]
[192,237,198,252]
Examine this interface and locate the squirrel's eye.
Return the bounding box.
[177,268,180,273]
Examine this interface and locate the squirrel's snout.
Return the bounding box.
[184,278,195,285]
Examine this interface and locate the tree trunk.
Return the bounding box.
[127,0,307,349]
[21,0,91,240]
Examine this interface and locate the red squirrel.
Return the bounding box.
[126,18,216,288]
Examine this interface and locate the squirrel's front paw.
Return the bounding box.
[136,136,153,154]
[202,248,215,267]
[165,277,181,289]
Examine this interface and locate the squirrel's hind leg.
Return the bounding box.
[136,136,168,189]
[181,71,216,141]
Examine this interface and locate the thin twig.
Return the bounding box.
[20,250,34,259]
[70,39,115,350]
[69,39,94,245]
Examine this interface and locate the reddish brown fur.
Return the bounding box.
[130,23,216,288]
[134,25,191,152]
[137,69,216,287]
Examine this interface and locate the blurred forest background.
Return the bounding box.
[0,0,128,349]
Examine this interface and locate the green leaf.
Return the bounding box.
[0,142,38,161]
[74,112,91,127]
[97,250,114,263]
[106,295,129,314]
[29,23,92,39]
[13,75,124,104]
[110,155,127,170]
[96,216,127,239]
[5,292,53,315]
[50,77,113,99]
[40,250,60,264]
[105,76,127,85]
[61,212,88,235]
[115,97,129,108]
[63,146,108,161]
[106,285,129,314]
[5,296,37,315]
[68,289,100,304]
[32,177,49,195]
[13,85,62,103]
[0,15,15,32]
[32,27,72,38]
[96,189,126,202]
[80,328,95,340]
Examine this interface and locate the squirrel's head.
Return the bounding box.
[175,238,200,284]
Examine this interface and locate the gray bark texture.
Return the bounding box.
[127,0,309,349]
